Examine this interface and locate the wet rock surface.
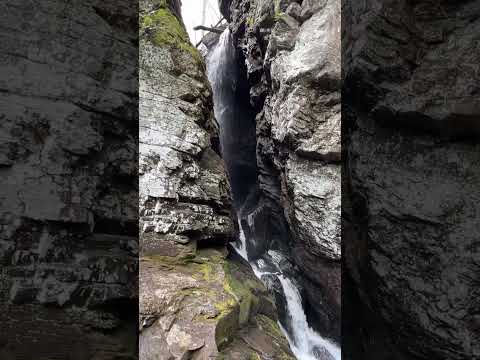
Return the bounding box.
[139,1,293,358]
[0,0,138,358]
[343,1,480,359]
[220,0,341,341]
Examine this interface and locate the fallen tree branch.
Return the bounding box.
[195,18,226,48]
[193,25,224,34]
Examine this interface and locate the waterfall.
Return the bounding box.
[277,276,341,360]
[250,235,341,360]
[207,29,237,134]
[207,28,340,360]
[233,218,248,261]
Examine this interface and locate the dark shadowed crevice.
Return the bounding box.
[207,27,341,360]
[208,32,259,210]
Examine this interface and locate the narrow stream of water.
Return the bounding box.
[207,28,340,360]
[240,223,341,360]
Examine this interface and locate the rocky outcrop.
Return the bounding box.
[220,0,341,341]
[343,1,480,359]
[0,1,138,358]
[139,1,294,358]
[140,247,295,360]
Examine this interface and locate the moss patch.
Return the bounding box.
[246,16,255,28]
[274,11,285,22]
[273,0,286,22]
[223,261,265,326]
[255,314,285,341]
[145,251,196,269]
[198,262,214,281]
[255,314,295,359]
[215,300,240,350]
[140,7,202,64]
[249,353,262,360]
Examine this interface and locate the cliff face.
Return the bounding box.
[139,0,233,254]
[0,1,138,358]
[220,0,341,340]
[343,1,480,359]
[139,1,294,358]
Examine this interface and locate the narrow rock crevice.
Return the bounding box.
[205,5,341,355]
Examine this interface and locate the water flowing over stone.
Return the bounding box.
[277,276,340,360]
[207,28,258,209]
[218,0,342,343]
[208,29,237,129]
[207,27,340,360]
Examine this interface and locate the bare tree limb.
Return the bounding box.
[195,17,226,48]
[193,25,224,34]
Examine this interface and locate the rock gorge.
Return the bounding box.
[0,0,477,359]
[216,0,341,344]
[139,0,296,358]
[139,0,342,358]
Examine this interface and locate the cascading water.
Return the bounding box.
[207,29,258,209]
[277,276,341,360]
[245,225,341,360]
[207,28,340,360]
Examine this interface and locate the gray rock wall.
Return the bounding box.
[139,0,233,254]
[221,0,341,340]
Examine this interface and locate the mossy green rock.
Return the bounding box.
[218,313,296,360]
[139,241,294,359]
[140,3,202,64]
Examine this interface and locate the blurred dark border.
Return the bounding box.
[0,1,138,359]
[342,0,479,359]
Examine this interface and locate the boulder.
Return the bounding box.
[140,247,295,359]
